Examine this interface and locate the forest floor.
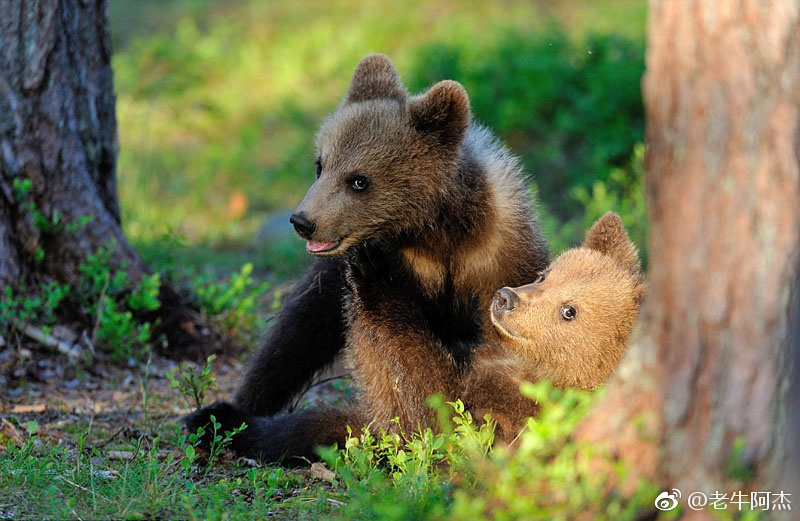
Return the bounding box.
[1,348,243,436]
[0,278,657,521]
[0,340,354,520]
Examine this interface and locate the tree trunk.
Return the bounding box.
[0,0,224,359]
[578,0,800,515]
[0,0,142,282]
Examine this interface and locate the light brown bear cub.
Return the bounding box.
[463,212,645,439]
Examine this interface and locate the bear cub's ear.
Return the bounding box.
[584,212,641,277]
[408,80,470,148]
[345,54,407,104]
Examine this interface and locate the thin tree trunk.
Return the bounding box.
[578,0,800,515]
[0,0,225,358]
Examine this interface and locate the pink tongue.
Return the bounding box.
[307,240,338,253]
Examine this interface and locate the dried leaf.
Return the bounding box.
[310,462,336,482]
[107,450,135,460]
[11,404,46,413]
[0,418,23,446]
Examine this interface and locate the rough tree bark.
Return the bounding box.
[578,0,800,516]
[0,0,224,358]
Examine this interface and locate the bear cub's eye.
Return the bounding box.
[349,175,369,192]
[315,157,322,179]
[560,305,577,321]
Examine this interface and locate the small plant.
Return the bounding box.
[0,282,70,339]
[177,415,248,473]
[192,263,270,338]
[77,243,162,362]
[317,400,494,520]
[166,354,218,409]
[177,425,204,473]
[324,399,495,491]
[12,178,48,234]
[204,415,248,470]
[127,273,162,312]
[0,242,158,364]
[12,177,93,238]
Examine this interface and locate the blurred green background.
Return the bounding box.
[109,0,648,282]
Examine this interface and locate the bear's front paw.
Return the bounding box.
[183,401,253,449]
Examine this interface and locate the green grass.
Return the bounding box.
[112,0,648,275]
[0,424,329,520]
[0,381,660,520]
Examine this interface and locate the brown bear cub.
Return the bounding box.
[186,53,549,463]
[462,212,645,439]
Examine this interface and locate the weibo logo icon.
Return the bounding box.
[655,489,681,511]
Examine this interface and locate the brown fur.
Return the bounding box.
[297,54,548,429]
[187,54,550,462]
[463,213,645,439]
[304,55,545,303]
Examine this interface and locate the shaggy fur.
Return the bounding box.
[186,54,549,462]
[462,212,645,439]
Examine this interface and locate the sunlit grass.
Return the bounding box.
[0,381,659,520]
[112,0,647,275]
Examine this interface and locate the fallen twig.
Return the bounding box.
[94,427,126,449]
[106,450,136,460]
[14,320,81,359]
[57,475,110,502]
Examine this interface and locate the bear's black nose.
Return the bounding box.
[290,213,316,239]
[494,287,518,312]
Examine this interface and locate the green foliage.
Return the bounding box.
[11,177,94,239]
[1,244,274,365]
[0,185,161,362]
[0,282,70,338]
[0,416,277,520]
[407,29,644,223]
[177,425,203,473]
[12,177,33,199]
[1,242,163,364]
[445,382,659,521]
[93,299,153,362]
[128,273,162,312]
[77,244,162,363]
[317,399,492,520]
[112,0,648,270]
[11,178,48,234]
[544,143,648,259]
[176,416,248,475]
[192,263,271,339]
[203,415,248,471]
[1,380,661,520]
[317,381,660,521]
[726,436,756,482]
[327,399,494,485]
[166,354,219,409]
